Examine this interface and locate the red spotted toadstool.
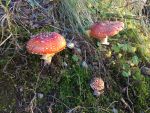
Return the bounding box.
[87,21,124,45]
[26,32,66,64]
[90,77,104,96]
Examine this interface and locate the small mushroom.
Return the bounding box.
[87,21,124,45]
[26,32,66,64]
[90,77,104,96]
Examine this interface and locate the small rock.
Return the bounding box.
[76,48,82,54]
[141,66,150,77]
[19,87,23,92]
[67,42,75,49]
[37,93,44,99]
[93,90,101,96]
[82,61,88,68]
[112,107,118,113]
[63,62,68,67]
[65,55,69,58]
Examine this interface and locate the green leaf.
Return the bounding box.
[72,55,79,62]
[122,70,131,77]
[96,41,101,47]
[128,47,137,53]
[6,0,11,7]
[112,45,120,53]
[121,44,128,51]
[132,55,139,65]
[122,63,130,70]
[132,68,142,80]
[117,43,136,53]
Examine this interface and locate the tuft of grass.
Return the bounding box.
[0,0,150,113]
[57,0,93,34]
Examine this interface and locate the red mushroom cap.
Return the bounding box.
[90,77,104,91]
[26,32,66,55]
[90,21,124,39]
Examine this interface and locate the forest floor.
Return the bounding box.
[0,0,150,113]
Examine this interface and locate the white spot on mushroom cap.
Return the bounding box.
[41,40,45,43]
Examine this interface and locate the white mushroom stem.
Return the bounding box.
[85,30,91,37]
[93,90,104,96]
[41,53,55,65]
[93,90,101,96]
[101,36,109,45]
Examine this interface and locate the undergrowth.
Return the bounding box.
[0,0,150,113]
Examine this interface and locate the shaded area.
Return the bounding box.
[0,0,150,113]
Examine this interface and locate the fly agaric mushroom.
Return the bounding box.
[26,32,66,64]
[90,77,104,96]
[87,21,124,45]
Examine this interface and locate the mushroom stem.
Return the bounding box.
[85,30,91,37]
[41,53,55,65]
[101,36,109,45]
[93,90,101,96]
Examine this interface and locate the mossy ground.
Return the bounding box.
[0,0,150,113]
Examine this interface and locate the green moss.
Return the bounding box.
[38,78,55,94]
[0,0,150,112]
[133,77,150,112]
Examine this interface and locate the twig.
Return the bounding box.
[0,33,12,46]
[145,107,150,113]
[48,107,53,113]
[67,106,81,113]
[126,78,134,105]
[121,98,134,113]
[27,64,47,112]
[106,101,118,110]
[48,95,70,109]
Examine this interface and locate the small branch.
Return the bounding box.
[0,33,12,46]
[121,98,134,113]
